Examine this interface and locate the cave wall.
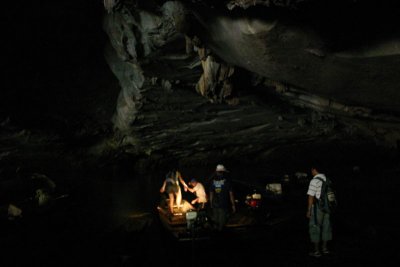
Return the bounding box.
[100,0,400,165]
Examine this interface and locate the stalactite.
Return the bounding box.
[103,0,119,14]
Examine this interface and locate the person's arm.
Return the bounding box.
[176,171,186,187]
[186,186,195,193]
[178,175,190,190]
[177,173,195,193]
[229,191,236,213]
[306,195,314,218]
[160,180,166,193]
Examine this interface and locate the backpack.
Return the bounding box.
[315,177,337,213]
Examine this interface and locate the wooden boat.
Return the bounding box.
[157,196,297,241]
[157,200,211,241]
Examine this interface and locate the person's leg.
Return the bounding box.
[221,209,229,230]
[321,240,328,253]
[219,209,229,231]
[321,213,332,253]
[213,208,224,231]
[168,193,175,214]
[176,187,182,207]
[309,206,322,256]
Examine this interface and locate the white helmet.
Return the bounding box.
[216,164,228,172]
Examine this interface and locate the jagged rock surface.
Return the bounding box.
[102,0,400,164]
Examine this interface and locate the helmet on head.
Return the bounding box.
[216,164,228,172]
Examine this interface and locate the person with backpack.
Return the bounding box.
[209,164,236,231]
[306,164,333,257]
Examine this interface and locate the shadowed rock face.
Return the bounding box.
[192,5,400,112]
[5,1,399,171]
[99,0,400,164]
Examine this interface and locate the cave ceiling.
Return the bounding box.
[98,0,400,165]
[2,0,400,172]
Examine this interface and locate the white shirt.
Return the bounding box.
[193,183,207,203]
[307,174,326,199]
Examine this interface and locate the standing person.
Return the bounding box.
[160,170,183,214]
[306,165,333,257]
[182,178,207,210]
[209,164,236,231]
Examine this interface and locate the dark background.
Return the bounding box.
[3,1,115,133]
[2,1,400,266]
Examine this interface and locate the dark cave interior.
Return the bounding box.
[2,1,400,266]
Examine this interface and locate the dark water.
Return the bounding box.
[1,165,399,267]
